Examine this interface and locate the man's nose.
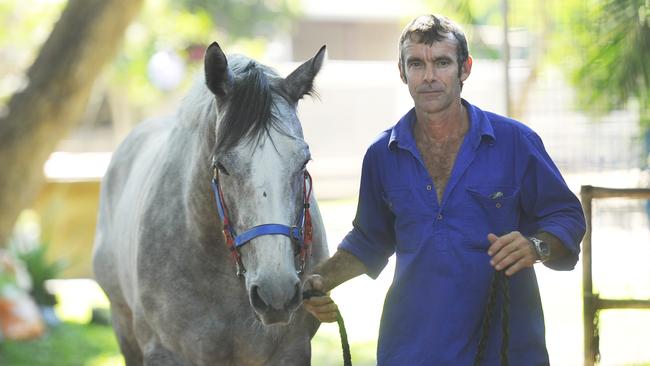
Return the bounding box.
[423,63,435,82]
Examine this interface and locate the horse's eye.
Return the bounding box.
[301,159,310,171]
[217,163,230,176]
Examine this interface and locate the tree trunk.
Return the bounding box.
[0,0,144,247]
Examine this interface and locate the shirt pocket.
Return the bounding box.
[382,187,427,253]
[464,185,521,249]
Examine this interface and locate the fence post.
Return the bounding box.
[579,185,650,365]
[580,185,596,366]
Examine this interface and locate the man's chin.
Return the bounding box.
[416,102,446,114]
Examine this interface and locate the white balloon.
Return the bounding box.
[147,50,186,91]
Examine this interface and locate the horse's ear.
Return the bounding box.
[283,45,326,102]
[204,42,234,96]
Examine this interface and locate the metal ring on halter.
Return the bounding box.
[290,225,303,244]
[211,157,218,178]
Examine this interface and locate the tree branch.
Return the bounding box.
[0,0,144,246]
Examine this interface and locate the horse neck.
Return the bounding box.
[184,114,221,239]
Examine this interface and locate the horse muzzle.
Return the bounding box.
[249,279,302,325]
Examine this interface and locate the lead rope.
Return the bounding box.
[474,270,510,366]
[303,290,352,366]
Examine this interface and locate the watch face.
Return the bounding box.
[530,237,550,260]
[539,241,550,256]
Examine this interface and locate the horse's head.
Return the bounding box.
[204,42,326,325]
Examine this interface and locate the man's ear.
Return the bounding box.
[398,62,407,84]
[460,55,473,82]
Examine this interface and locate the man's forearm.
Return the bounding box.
[536,231,570,263]
[312,249,368,292]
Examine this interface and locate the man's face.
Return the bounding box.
[399,35,471,116]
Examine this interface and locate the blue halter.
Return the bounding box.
[210,163,313,276]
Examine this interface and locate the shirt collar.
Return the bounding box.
[464,99,496,149]
[388,108,417,151]
[388,99,495,151]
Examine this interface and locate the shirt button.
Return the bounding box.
[437,213,443,220]
[495,203,502,208]
[426,184,432,191]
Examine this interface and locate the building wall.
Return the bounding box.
[32,181,100,278]
[292,19,401,61]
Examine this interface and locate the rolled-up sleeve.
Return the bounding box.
[520,132,586,270]
[339,146,396,279]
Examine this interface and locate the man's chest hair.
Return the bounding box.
[415,135,463,201]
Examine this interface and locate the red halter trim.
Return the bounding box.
[214,170,244,270]
[300,171,314,265]
[211,166,314,277]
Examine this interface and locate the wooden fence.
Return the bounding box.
[580,185,650,366]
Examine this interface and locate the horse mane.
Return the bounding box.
[177,55,292,157]
[216,58,282,154]
[177,74,218,130]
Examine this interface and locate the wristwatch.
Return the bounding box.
[528,236,551,263]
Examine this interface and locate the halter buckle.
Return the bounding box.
[236,261,246,277]
[290,225,303,243]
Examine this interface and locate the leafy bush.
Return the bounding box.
[16,243,66,307]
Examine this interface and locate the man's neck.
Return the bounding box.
[414,101,468,143]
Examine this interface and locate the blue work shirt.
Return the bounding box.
[339,100,585,366]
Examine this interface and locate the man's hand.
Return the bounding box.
[302,274,339,323]
[487,231,537,276]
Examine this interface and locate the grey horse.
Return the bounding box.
[92,42,329,365]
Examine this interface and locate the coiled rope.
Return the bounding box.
[474,270,510,366]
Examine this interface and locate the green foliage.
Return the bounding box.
[0,0,299,112]
[107,0,300,108]
[437,0,501,26]
[15,243,67,306]
[173,0,301,41]
[553,0,650,127]
[108,0,218,106]
[0,265,15,290]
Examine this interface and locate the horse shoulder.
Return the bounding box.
[94,117,175,303]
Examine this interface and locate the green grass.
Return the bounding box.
[0,322,121,366]
[0,319,375,366]
[312,330,376,366]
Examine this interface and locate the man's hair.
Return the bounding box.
[398,14,469,77]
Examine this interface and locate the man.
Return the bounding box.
[303,14,586,365]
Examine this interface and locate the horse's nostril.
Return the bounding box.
[286,283,301,311]
[250,285,269,312]
[250,281,301,315]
